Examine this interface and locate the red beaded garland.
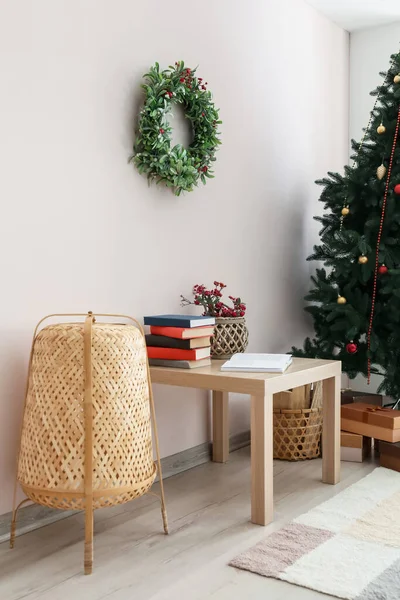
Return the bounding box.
[367,107,400,383]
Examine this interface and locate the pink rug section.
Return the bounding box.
[230,522,333,577]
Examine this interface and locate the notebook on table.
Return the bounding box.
[221,353,292,373]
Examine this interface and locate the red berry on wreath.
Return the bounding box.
[198,78,202,82]
[394,184,400,195]
[180,78,185,83]
[346,342,358,354]
[202,85,206,90]
[202,166,208,172]
[202,112,205,116]
[159,128,165,134]
[378,264,388,274]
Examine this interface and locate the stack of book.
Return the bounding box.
[143,314,215,369]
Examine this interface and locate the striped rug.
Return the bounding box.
[230,468,400,599]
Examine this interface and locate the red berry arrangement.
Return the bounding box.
[181,282,247,318]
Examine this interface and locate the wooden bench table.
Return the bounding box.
[150,357,341,526]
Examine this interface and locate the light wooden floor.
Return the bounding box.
[0,447,377,600]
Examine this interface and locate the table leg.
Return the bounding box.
[322,375,341,484]
[212,391,229,463]
[251,392,273,526]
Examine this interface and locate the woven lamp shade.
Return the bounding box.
[11,313,168,574]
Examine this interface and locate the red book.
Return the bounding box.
[150,325,214,339]
[146,346,211,361]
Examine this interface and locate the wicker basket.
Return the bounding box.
[11,312,168,574]
[211,317,249,359]
[273,407,322,461]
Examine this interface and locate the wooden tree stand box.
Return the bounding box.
[379,441,400,473]
[341,431,371,462]
[341,403,400,443]
[341,389,383,407]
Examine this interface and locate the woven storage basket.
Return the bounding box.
[273,407,322,461]
[211,317,249,359]
[11,313,168,574]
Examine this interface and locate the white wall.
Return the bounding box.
[350,22,400,144]
[0,0,349,515]
[349,22,400,393]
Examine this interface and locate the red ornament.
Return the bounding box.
[346,342,358,355]
[378,264,388,274]
[395,184,400,194]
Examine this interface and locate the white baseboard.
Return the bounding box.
[0,430,250,544]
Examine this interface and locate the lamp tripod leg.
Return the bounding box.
[84,503,93,575]
[160,487,169,535]
[83,314,94,574]
[148,379,169,535]
[9,498,31,549]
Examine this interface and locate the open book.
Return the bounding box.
[221,353,292,373]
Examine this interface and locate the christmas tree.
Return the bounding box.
[294,51,400,399]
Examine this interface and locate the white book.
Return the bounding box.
[220,353,292,373]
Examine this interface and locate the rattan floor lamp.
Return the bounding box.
[10,312,168,574]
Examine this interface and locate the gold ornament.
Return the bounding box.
[394,74,400,84]
[377,123,386,134]
[377,164,387,180]
[337,296,347,305]
[358,255,368,264]
[341,207,350,216]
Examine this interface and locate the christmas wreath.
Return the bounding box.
[131,61,222,196]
